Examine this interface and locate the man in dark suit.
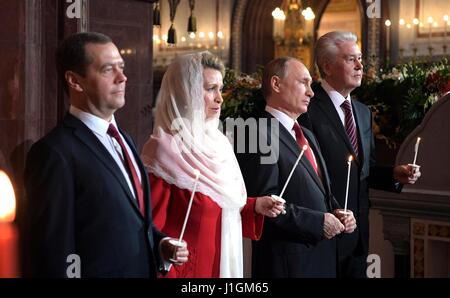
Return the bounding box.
[235,57,356,277]
[299,31,421,278]
[24,32,188,277]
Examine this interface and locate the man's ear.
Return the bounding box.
[322,60,333,77]
[65,71,84,92]
[271,76,282,94]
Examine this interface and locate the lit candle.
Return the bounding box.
[427,16,434,45]
[217,31,223,49]
[343,156,353,214]
[198,31,205,48]
[399,19,405,54]
[406,23,412,53]
[413,137,421,165]
[178,169,200,244]
[0,170,19,278]
[445,15,449,53]
[189,32,196,49]
[208,32,215,49]
[385,19,391,53]
[412,18,419,55]
[445,15,449,39]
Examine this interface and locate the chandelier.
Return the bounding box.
[271,0,315,67]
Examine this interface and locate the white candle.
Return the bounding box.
[428,16,434,46]
[385,20,391,53]
[444,15,449,46]
[178,169,200,244]
[398,19,405,54]
[412,18,419,56]
[343,156,353,213]
[413,137,421,165]
[279,145,308,198]
[445,21,448,45]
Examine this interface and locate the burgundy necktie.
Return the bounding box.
[293,122,319,176]
[341,100,359,156]
[107,124,145,216]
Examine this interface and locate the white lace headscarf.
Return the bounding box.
[141,51,247,278]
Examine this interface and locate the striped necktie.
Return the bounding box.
[340,100,359,156]
[293,122,319,176]
[107,124,145,217]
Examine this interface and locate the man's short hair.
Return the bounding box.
[262,57,296,99]
[314,31,357,78]
[55,32,112,95]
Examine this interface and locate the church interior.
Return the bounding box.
[0,0,449,278]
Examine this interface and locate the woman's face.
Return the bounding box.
[203,68,223,120]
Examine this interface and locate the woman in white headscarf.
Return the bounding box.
[141,52,284,278]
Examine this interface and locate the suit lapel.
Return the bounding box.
[351,101,367,167]
[63,114,144,219]
[266,112,326,194]
[303,129,332,195]
[120,130,151,220]
[314,85,361,165]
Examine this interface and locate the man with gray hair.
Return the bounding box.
[237,57,356,277]
[300,31,421,277]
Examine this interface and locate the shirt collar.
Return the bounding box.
[321,79,352,109]
[69,105,118,137]
[265,105,296,132]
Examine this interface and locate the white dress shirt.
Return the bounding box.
[265,105,296,140]
[265,105,318,167]
[321,80,356,128]
[69,105,141,199]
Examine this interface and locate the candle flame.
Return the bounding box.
[302,145,308,151]
[193,169,200,179]
[348,155,353,162]
[417,137,421,143]
[0,170,16,222]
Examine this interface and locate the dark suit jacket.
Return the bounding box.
[299,84,399,259]
[235,112,340,278]
[24,113,164,277]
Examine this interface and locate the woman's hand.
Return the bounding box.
[255,196,285,218]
